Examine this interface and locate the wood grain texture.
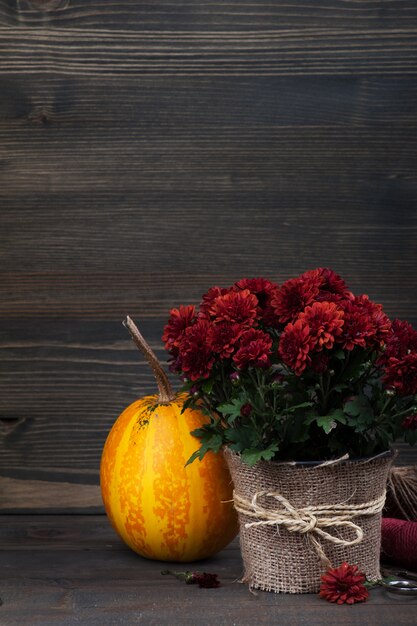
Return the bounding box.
[1,28,417,77]
[2,0,417,30]
[0,515,416,626]
[1,1,417,510]
[0,476,102,512]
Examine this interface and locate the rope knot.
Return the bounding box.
[233,489,386,568]
[300,511,318,533]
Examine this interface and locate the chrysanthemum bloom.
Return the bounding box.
[370,308,393,346]
[353,295,392,347]
[298,301,344,351]
[378,319,417,366]
[163,305,196,351]
[207,321,243,358]
[234,277,277,306]
[199,286,231,319]
[168,354,184,374]
[178,320,214,380]
[383,353,417,396]
[210,289,258,326]
[338,298,375,351]
[319,562,369,605]
[233,329,273,369]
[234,277,280,326]
[278,319,313,375]
[304,267,351,302]
[272,275,321,324]
[402,413,417,430]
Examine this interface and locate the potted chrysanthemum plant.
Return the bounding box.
[163,269,417,594]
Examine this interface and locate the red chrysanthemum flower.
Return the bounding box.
[234,277,281,326]
[272,274,322,324]
[378,319,417,366]
[402,413,417,430]
[178,320,214,380]
[353,295,392,347]
[338,297,376,351]
[371,308,393,346]
[261,300,282,327]
[168,354,184,374]
[234,277,276,305]
[383,353,417,396]
[298,301,344,351]
[319,562,369,605]
[305,267,351,303]
[278,319,313,375]
[207,321,243,358]
[163,305,197,353]
[233,329,273,370]
[210,289,258,326]
[199,286,231,319]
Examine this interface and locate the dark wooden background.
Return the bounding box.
[1,0,417,514]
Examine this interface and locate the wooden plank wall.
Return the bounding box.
[1,0,417,513]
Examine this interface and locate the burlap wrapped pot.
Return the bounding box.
[225,448,394,593]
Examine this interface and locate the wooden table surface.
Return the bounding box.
[0,515,416,626]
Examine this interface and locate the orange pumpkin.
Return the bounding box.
[100,316,238,562]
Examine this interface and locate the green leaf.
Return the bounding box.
[330,408,347,423]
[344,395,373,419]
[344,399,361,417]
[185,432,223,466]
[333,350,346,360]
[316,415,338,434]
[190,426,209,439]
[217,398,243,421]
[180,395,196,413]
[286,401,314,413]
[342,395,375,435]
[364,574,401,589]
[224,427,254,450]
[305,410,346,435]
[203,433,223,451]
[241,445,279,466]
[185,449,203,466]
[227,441,245,453]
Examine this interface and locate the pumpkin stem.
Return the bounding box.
[123,315,175,404]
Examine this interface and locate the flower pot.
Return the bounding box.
[224,448,394,593]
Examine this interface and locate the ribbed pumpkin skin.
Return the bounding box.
[100,392,238,562]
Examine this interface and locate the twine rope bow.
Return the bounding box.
[233,489,386,568]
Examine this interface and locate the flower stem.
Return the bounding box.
[319,375,328,413]
[161,570,194,583]
[378,395,394,420]
[391,406,415,419]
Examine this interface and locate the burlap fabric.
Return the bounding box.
[225,448,394,593]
